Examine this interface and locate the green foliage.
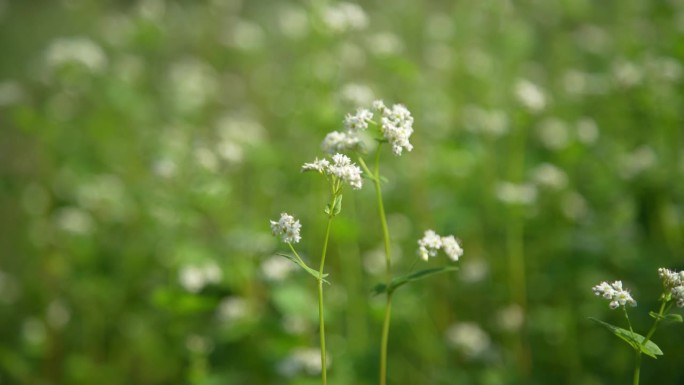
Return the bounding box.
[589,318,663,359]
[1,0,684,384]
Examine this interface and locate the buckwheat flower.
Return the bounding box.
[592,281,636,309]
[302,154,363,190]
[343,108,373,131]
[372,99,386,112]
[418,230,443,261]
[378,103,414,155]
[270,212,302,244]
[321,131,361,153]
[659,267,684,307]
[441,235,464,261]
[328,153,363,189]
[301,158,330,173]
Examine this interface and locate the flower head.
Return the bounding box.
[270,212,302,244]
[592,280,637,309]
[302,153,363,190]
[659,267,684,307]
[373,101,414,155]
[321,131,361,153]
[343,108,373,131]
[418,230,463,262]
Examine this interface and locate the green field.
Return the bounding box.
[1,1,684,384]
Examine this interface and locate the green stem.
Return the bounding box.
[371,145,393,385]
[318,213,334,385]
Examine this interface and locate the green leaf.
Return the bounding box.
[649,311,683,323]
[372,266,458,296]
[333,194,343,216]
[589,318,664,359]
[276,253,329,284]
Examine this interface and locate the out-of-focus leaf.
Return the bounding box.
[649,311,683,323]
[372,266,458,296]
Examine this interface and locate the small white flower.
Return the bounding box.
[592,280,636,309]
[378,103,414,155]
[418,230,442,261]
[659,267,684,307]
[371,99,387,112]
[270,212,302,244]
[302,153,363,190]
[321,131,361,154]
[301,158,330,173]
[417,230,463,262]
[343,108,373,131]
[441,235,464,262]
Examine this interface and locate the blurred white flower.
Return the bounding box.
[321,131,361,154]
[462,105,509,138]
[168,58,218,113]
[321,2,368,33]
[496,304,525,332]
[592,280,637,309]
[217,296,249,323]
[619,146,657,179]
[418,230,463,262]
[47,300,70,329]
[54,207,95,235]
[461,258,489,284]
[560,191,588,221]
[45,37,107,73]
[445,322,491,359]
[178,262,222,293]
[343,108,373,131]
[277,347,331,377]
[278,5,309,39]
[612,60,643,88]
[537,118,570,150]
[261,255,297,282]
[339,83,374,105]
[0,80,26,106]
[185,334,213,354]
[367,32,404,56]
[270,213,302,244]
[531,163,568,190]
[576,117,599,145]
[496,182,537,205]
[223,19,265,50]
[515,79,546,113]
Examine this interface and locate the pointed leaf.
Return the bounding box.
[333,195,343,216]
[589,318,663,358]
[372,266,459,296]
[276,253,329,284]
[649,311,683,323]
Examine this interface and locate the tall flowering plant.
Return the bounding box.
[270,153,363,385]
[590,268,684,385]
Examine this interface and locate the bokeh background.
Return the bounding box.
[1,0,684,384]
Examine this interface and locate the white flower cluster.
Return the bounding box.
[417,230,463,262]
[374,100,414,156]
[592,281,637,309]
[320,100,414,156]
[658,268,684,307]
[270,212,302,244]
[302,153,363,190]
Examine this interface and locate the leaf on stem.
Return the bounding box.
[276,253,330,284]
[649,311,683,323]
[589,318,664,358]
[372,266,459,296]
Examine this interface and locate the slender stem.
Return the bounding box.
[380,293,392,385]
[622,307,640,385]
[318,213,334,385]
[630,299,670,385]
[371,145,393,385]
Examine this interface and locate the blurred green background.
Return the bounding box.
[1,0,684,384]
